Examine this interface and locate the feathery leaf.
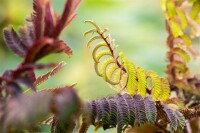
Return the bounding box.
[80,93,186,133]
[3,26,28,57]
[85,20,171,100]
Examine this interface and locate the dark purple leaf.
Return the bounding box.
[5,82,22,97]
[18,24,35,47]
[44,1,54,36]
[163,104,178,131]
[123,93,135,127]
[132,94,147,125]
[1,68,36,95]
[3,26,28,57]
[33,0,44,39]
[16,75,36,91]
[115,94,129,133]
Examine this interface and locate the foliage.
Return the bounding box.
[83,20,200,132]
[80,93,188,133]
[84,21,170,101]
[0,0,82,132]
[0,87,81,133]
[0,0,200,133]
[82,0,200,132]
[162,0,200,96]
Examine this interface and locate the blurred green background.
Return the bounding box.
[0,0,169,132]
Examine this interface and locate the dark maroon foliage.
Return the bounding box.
[0,0,82,132]
[0,86,81,132]
[1,0,81,98]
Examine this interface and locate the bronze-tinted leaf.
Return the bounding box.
[34,62,65,86]
[44,1,54,36]
[24,37,54,62]
[32,0,44,39]
[52,0,81,38]
[24,38,72,63]
[53,40,73,57]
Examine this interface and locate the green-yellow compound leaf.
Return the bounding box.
[159,78,170,101]
[169,20,184,37]
[147,71,162,101]
[176,8,188,29]
[181,34,192,46]
[106,64,120,85]
[101,58,115,80]
[112,69,122,84]
[120,73,128,89]
[106,64,118,79]
[84,29,96,37]
[94,63,102,77]
[92,42,107,55]
[94,50,112,63]
[85,20,172,101]
[170,61,188,74]
[190,1,200,19]
[85,20,101,32]
[166,0,176,18]
[137,66,147,97]
[173,47,190,62]
[161,0,167,11]
[195,16,200,23]
[87,36,102,48]
[124,58,137,95]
